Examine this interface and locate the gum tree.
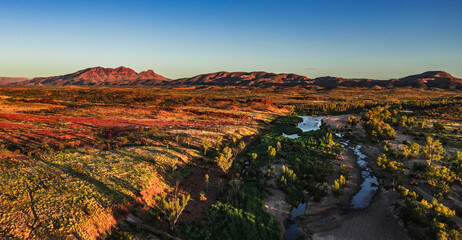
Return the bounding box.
[421,137,445,166]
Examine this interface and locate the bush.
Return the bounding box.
[216,147,234,173]
[152,192,190,230]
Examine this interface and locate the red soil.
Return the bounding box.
[0,112,244,151]
[0,120,41,130]
[0,113,233,129]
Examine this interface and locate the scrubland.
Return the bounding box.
[0,87,461,240]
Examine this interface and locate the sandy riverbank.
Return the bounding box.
[311,188,408,240]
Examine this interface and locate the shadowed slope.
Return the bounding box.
[169,71,312,87]
[0,77,29,85]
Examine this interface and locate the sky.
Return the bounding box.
[0,0,461,79]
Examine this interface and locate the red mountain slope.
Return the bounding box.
[0,77,29,85]
[20,67,169,86]
[12,68,462,89]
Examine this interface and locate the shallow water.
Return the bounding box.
[298,116,323,132]
[282,116,318,240]
[283,116,323,139]
[241,161,250,174]
[282,133,299,139]
[285,223,307,240]
[290,202,306,221]
[284,202,308,240]
[349,145,379,209]
[282,116,378,240]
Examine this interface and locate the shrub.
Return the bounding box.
[421,137,445,166]
[152,192,190,230]
[216,147,234,173]
[202,139,212,155]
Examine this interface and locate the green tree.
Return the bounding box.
[400,145,412,158]
[320,132,335,150]
[400,142,419,158]
[281,165,296,184]
[202,139,212,155]
[153,192,190,230]
[410,142,420,157]
[331,180,341,197]
[228,178,244,207]
[205,173,209,192]
[339,175,346,186]
[267,146,276,164]
[376,154,404,187]
[425,165,454,195]
[346,116,360,129]
[238,141,246,151]
[363,119,396,141]
[421,137,445,166]
[232,137,238,146]
[449,151,462,181]
[331,175,347,197]
[362,106,396,141]
[251,152,258,161]
[416,119,427,129]
[267,165,275,178]
[216,146,234,173]
[214,136,223,150]
[276,141,282,152]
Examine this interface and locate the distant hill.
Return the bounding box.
[167,70,462,89]
[9,67,462,89]
[391,71,462,89]
[169,71,312,87]
[18,67,169,86]
[0,77,29,85]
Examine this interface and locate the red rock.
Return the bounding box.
[20,66,170,86]
[9,68,462,89]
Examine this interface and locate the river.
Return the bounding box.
[282,116,379,240]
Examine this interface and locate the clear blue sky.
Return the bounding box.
[1,0,461,79]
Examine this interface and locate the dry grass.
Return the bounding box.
[0,87,288,239]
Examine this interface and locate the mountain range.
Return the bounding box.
[0,77,30,85]
[17,66,169,86]
[2,66,462,89]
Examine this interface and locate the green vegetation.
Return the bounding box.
[0,148,170,239]
[421,137,445,166]
[448,151,462,181]
[398,186,461,240]
[376,154,404,187]
[182,182,282,240]
[202,139,212,155]
[153,192,190,230]
[368,101,462,240]
[331,175,346,197]
[180,114,342,239]
[346,116,360,129]
[1,87,462,239]
[362,106,396,141]
[399,142,420,158]
[216,146,234,173]
[280,165,297,185]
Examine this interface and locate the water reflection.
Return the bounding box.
[282,116,323,139]
[349,145,379,209]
